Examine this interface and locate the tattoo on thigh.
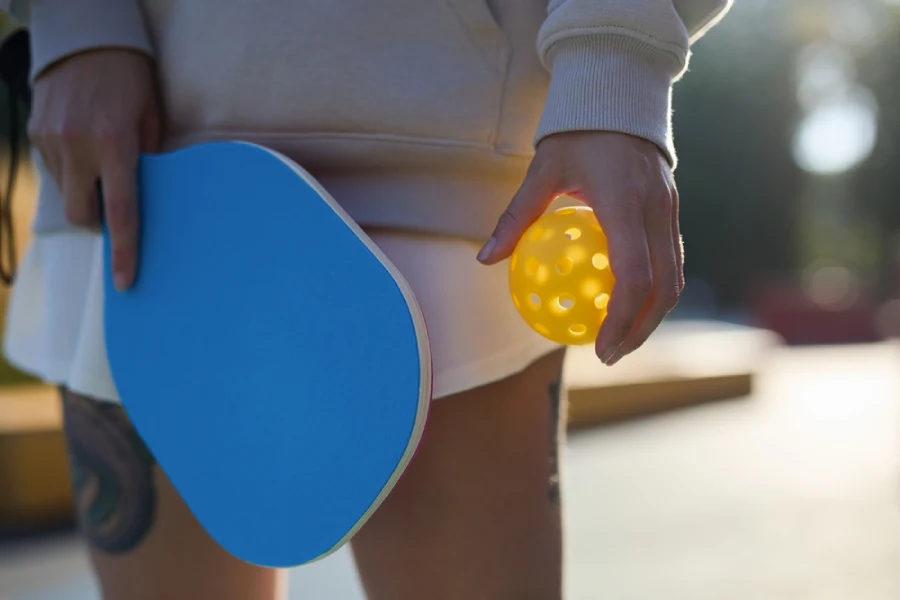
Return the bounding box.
[548,374,562,504]
[60,389,157,554]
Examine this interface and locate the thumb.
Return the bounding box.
[477,162,559,265]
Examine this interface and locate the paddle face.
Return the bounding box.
[102,141,431,567]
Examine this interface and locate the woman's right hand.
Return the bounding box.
[28,49,162,290]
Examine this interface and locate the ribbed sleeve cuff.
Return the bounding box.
[29,0,153,82]
[534,35,681,167]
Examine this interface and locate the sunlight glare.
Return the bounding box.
[792,87,877,175]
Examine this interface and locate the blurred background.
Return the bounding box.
[3,0,900,598]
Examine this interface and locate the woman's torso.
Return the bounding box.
[33,0,552,240]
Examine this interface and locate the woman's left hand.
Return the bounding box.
[478,131,683,366]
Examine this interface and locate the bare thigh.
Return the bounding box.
[351,348,567,600]
[59,389,286,600]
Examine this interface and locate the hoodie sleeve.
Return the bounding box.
[534,0,732,167]
[23,0,154,82]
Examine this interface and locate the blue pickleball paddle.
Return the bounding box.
[102,141,432,567]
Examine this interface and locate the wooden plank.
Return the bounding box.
[0,431,74,528]
[568,373,753,427]
[564,321,779,427]
[0,386,73,527]
[0,386,61,433]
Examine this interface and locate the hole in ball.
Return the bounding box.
[525,257,540,277]
[565,227,581,241]
[592,253,609,270]
[534,323,551,336]
[556,295,575,310]
[510,254,518,270]
[529,293,542,309]
[529,227,544,242]
[556,207,577,215]
[569,324,587,335]
[556,257,574,275]
[594,293,610,310]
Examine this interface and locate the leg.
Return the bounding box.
[351,349,567,600]
[60,389,287,600]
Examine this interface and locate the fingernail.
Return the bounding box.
[477,237,497,263]
[113,272,128,291]
[607,352,624,367]
[598,343,620,365]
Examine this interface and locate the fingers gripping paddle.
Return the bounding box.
[102,141,431,567]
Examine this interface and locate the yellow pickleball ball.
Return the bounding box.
[509,205,615,345]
